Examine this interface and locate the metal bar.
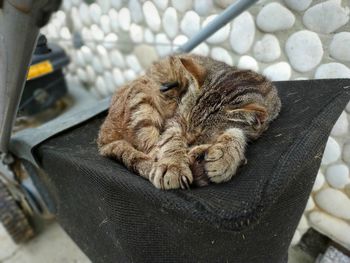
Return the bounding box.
[0,0,61,154]
[178,0,258,53]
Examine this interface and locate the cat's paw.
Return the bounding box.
[149,161,193,190]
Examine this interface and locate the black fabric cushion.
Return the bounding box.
[35,79,350,263]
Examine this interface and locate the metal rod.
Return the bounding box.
[178,0,259,53]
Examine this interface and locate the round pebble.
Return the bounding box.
[118,8,131,31]
[322,137,341,165]
[143,2,161,32]
[286,30,323,73]
[256,3,295,32]
[253,34,281,63]
[100,15,111,34]
[173,35,189,51]
[96,76,109,97]
[192,43,210,56]
[305,197,315,212]
[97,0,111,13]
[96,45,111,69]
[112,68,125,86]
[109,9,119,32]
[291,230,301,246]
[230,12,255,55]
[181,11,200,38]
[313,171,325,191]
[124,69,137,82]
[85,65,96,83]
[126,55,142,73]
[342,142,350,164]
[263,62,291,81]
[284,0,312,11]
[144,29,155,43]
[163,7,178,39]
[77,68,88,83]
[330,32,350,62]
[211,47,233,66]
[171,0,192,12]
[203,15,230,44]
[110,0,122,9]
[309,211,350,248]
[155,33,172,57]
[110,50,125,68]
[331,111,349,137]
[303,0,350,34]
[297,215,309,234]
[237,56,259,72]
[315,63,350,79]
[89,3,102,24]
[79,3,91,26]
[326,164,350,189]
[103,72,115,93]
[314,188,350,220]
[134,45,159,68]
[154,0,168,10]
[130,24,144,43]
[92,56,104,74]
[129,0,143,23]
[103,33,118,50]
[194,0,213,16]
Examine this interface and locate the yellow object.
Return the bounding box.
[27,60,53,80]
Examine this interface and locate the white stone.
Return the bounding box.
[71,7,83,31]
[79,3,91,26]
[256,3,295,32]
[297,215,309,234]
[109,9,119,32]
[322,137,341,165]
[90,24,104,42]
[129,0,143,23]
[130,24,144,43]
[330,32,350,62]
[303,0,350,34]
[253,34,280,63]
[143,1,161,32]
[163,7,178,39]
[237,56,259,72]
[155,33,172,57]
[104,72,115,93]
[103,33,118,50]
[96,45,111,69]
[305,197,315,212]
[89,3,102,24]
[291,230,301,246]
[124,69,137,82]
[214,0,236,9]
[181,11,200,38]
[171,0,192,12]
[113,68,125,86]
[211,47,233,66]
[315,188,350,220]
[76,68,88,83]
[126,55,142,73]
[286,30,323,73]
[96,76,109,97]
[192,43,210,56]
[97,0,111,14]
[326,164,350,189]
[203,15,230,44]
[144,29,155,43]
[118,8,131,31]
[315,63,350,79]
[100,15,111,34]
[134,45,159,68]
[263,62,291,81]
[173,35,189,51]
[110,50,125,68]
[80,46,93,64]
[309,211,350,249]
[154,0,168,10]
[331,111,349,137]
[75,50,85,67]
[60,27,71,40]
[194,0,213,16]
[284,0,312,11]
[92,56,104,74]
[343,142,350,164]
[110,0,122,10]
[230,12,255,55]
[85,65,96,83]
[313,171,325,191]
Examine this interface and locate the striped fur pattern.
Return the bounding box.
[98,54,281,190]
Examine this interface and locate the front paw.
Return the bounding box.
[149,160,193,190]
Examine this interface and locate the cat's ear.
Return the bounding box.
[179,57,206,87]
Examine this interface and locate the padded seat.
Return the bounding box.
[35,79,350,263]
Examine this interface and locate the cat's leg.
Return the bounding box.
[189,128,246,184]
[149,122,193,190]
[99,140,153,179]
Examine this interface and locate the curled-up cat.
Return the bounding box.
[97,54,281,190]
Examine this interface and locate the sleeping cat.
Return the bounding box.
[97,54,281,190]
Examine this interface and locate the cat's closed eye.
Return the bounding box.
[160,81,179,92]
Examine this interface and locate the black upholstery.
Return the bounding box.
[35,79,350,263]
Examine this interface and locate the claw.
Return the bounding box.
[181,176,190,189]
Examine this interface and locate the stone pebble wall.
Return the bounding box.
[42,0,350,249]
